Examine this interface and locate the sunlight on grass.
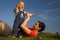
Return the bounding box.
[0,36,60,40]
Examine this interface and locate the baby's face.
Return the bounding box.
[19,2,24,10]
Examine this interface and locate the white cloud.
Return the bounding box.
[47,1,55,6]
[43,8,60,12]
[39,14,48,20]
[42,17,48,20]
[39,14,43,17]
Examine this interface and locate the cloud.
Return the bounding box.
[39,14,43,17]
[42,17,48,20]
[39,14,48,20]
[47,1,55,6]
[43,8,60,13]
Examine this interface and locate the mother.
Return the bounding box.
[20,13,46,37]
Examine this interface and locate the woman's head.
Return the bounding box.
[33,21,46,32]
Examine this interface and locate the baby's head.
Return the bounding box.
[17,1,24,10]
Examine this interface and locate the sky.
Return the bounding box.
[0,0,60,33]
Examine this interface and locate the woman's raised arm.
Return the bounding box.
[21,13,34,35]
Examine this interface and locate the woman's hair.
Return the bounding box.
[37,21,46,32]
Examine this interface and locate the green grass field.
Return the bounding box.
[0,36,60,40]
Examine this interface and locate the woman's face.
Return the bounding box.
[33,22,40,30]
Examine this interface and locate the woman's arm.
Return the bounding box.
[21,13,34,35]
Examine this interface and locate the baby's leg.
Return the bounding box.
[17,19,25,37]
[12,19,20,36]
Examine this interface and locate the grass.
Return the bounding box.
[0,36,60,40]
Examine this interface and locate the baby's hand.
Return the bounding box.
[26,12,34,17]
[29,13,34,16]
[16,3,19,8]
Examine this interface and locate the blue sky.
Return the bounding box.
[0,0,60,33]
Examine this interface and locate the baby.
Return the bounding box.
[12,1,34,38]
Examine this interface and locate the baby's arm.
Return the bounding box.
[24,11,34,16]
[14,4,19,15]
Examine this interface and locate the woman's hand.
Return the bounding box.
[21,12,34,35]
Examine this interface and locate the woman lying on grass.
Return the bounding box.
[21,13,46,37]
